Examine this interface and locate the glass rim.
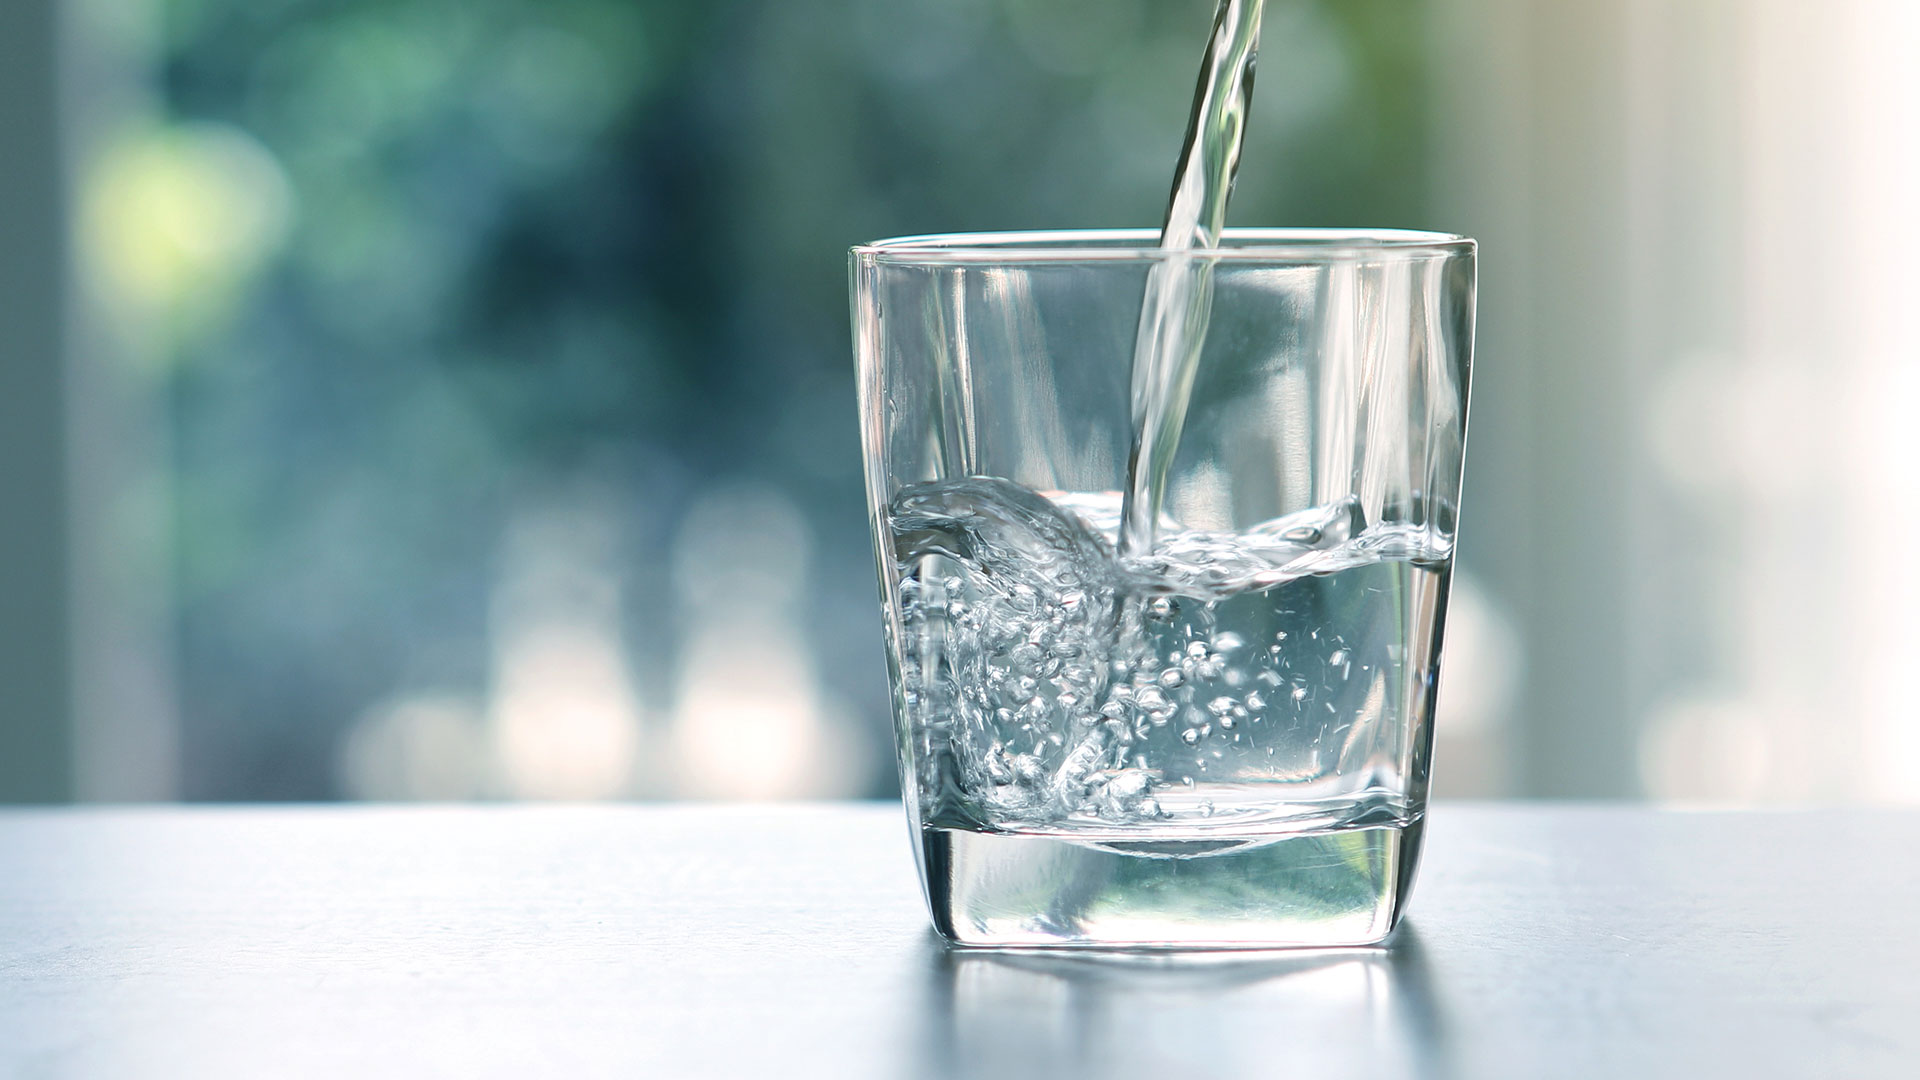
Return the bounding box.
[851,228,1474,264]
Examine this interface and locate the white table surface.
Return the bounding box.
[0,803,1914,1079]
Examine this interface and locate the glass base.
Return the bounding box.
[918,816,1423,949]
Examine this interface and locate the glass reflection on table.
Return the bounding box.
[915,925,1450,1080]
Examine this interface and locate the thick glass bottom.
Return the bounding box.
[918,816,1423,949]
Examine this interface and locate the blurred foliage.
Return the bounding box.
[146,0,1427,797]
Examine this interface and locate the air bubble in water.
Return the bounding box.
[986,743,1014,784]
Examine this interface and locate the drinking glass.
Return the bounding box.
[851,229,1475,948]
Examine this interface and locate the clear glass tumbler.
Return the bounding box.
[851,229,1475,948]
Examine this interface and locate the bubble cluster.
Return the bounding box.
[890,477,1442,830]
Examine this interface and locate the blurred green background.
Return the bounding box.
[5,0,1917,804]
